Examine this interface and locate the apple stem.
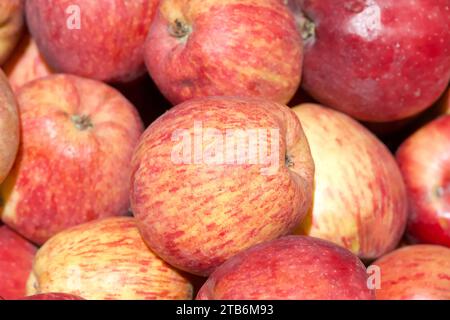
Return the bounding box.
[71,114,93,131]
[169,19,191,39]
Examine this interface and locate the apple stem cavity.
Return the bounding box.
[300,17,315,42]
[285,154,295,168]
[71,114,93,131]
[169,19,191,40]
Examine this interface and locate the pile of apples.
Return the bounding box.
[0,0,449,301]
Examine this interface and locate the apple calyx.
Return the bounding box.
[285,154,295,168]
[71,114,93,131]
[169,19,191,40]
[300,16,315,42]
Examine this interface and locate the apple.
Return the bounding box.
[0,69,19,184]
[144,0,303,105]
[0,74,144,245]
[25,0,159,83]
[20,293,84,300]
[130,96,315,276]
[0,225,37,300]
[372,245,450,300]
[27,217,194,300]
[3,33,53,93]
[396,115,450,246]
[292,104,408,259]
[0,0,24,65]
[197,236,374,300]
[294,0,450,122]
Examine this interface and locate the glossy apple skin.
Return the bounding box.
[20,293,84,300]
[0,0,24,65]
[372,245,450,299]
[0,226,37,300]
[130,96,315,276]
[297,0,450,122]
[0,69,19,184]
[292,104,407,259]
[26,0,158,83]
[4,33,53,93]
[145,0,302,105]
[396,115,450,247]
[0,74,144,245]
[197,236,374,300]
[27,217,194,300]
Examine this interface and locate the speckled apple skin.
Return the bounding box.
[298,0,450,122]
[130,96,315,276]
[197,236,375,300]
[292,104,407,259]
[4,33,53,93]
[0,74,144,245]
[0,0,24,65]
[372,245,450,300]
[145,0,302,105]
[26,0,158,83]
[0,225,37,300]
[0,69,19,184]
[396,115,450,247]
[27,217,193,300]
[20,293,84,300]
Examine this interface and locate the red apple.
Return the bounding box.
[0,69,19,184]
[27,217,194,300]
[130,96,315,276]
[20,293,84,300]
[0,74,144,245]
[0,0,24,65]
[292,104,407,259]
[197,236,374,300]
[396,115,450,247]
[144,0,303,105]
[294,0,450,122]
[0,225,37,300]
[372,245,450,300]
[25,0,159,83]
[3,33,53,93]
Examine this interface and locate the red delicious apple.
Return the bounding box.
[0,225,37,300]
[0,69,19,184]
[3,33,53,93]
[27,217,194,300]
[396,115,450,247]
[144,0,303,105]
[0,0,24,65]
[0,74,144,245]
[292,104,407,259]
[294,0,450,122]
[372,245,450,300]
[20,293,84,300]
[25,0,159,83]
[130,96,315,276]
[197,236,374,300]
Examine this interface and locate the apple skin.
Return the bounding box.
[20,293,85,300]
[0,225,36,300]
[25,0,159,83]
[0,74,144,245]
[144,0,302,105]
[197,236,374,300]
[396,115,450,247]
[292,104,408,259]
[372,245,450,300]
[0,0,24,65]
[0,69,19,184]
[27,217,194,300]
[296,0,450,122]
[130,96,315,276]
[3,33,53,93]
